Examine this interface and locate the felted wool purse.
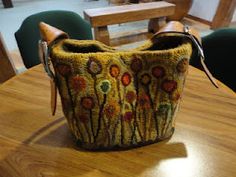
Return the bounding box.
[39,21,217,150]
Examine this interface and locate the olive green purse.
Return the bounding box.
[39,21,217,150]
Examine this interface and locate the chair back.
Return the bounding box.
[190,28,236,92]
[15,10,93,69]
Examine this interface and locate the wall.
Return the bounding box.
[188,0,220,21]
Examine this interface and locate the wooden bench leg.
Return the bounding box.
[94,26,110,45]
[148,17,166,33]
[2,0,13,8]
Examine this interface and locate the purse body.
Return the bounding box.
[49,34,192,150]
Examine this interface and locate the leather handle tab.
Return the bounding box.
[39,22,69,46]
[39,22,69,116]
[38,40,57,116]
[155,21,201,43]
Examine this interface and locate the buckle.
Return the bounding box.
[38,40,55,79]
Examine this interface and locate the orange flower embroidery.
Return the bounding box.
[71,75,86,92]
[121,72,131,86]
[110,64,120,78]
[81,96,95,110]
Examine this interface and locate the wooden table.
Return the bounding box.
[84,2,175,45]
[0,64,235,177]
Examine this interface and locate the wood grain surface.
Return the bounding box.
[83,1,175,27]
[0,64,235,177]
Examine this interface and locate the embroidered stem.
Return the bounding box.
[65,77,84,142]
[89,109,95,139]
[94,94,107,142]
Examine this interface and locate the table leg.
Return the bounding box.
[94,26,110,45]
[148,17,166,33]
[2,0,13,8]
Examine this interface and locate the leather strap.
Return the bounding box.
[39,22,69,115]
[156,21,201,43]
[39,22,68,46]
[154,21,219,88]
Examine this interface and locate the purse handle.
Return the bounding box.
[154,21,219,88]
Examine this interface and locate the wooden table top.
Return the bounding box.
[0,64,235,177]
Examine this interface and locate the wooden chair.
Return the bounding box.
[0,33,16,83]
[190,28,236,92]
[15,10,93,69]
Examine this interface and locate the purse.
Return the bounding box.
[39,21,218,150]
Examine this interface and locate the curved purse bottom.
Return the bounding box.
[75,128,175,151]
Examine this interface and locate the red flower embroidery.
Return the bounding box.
[152,66,165,79]
[125,91,136,104]
[122,111,133,122]
[110,64,120,78]
[161,79,177,94]
[121,72,131,86]
[131,58,142,73]
[81,96,95,110]
[104,102,120,118]
[138,93,151,109]
[71,75,86,92]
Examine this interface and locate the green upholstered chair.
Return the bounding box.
[190,28,236,92]
[15,10,93,69]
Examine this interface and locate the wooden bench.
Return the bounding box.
[83,1,175,45]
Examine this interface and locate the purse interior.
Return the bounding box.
[57,35,190,55]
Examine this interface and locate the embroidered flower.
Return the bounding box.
[131,58,142,73]
[138,92,151,109]
[157,103,171,115]
[79,114,89,123]
[104,101,120,118]
[98,80,111,94]
[87,58,102,76]
[161,79,177,94]
[57,64,71,77]
[125,91,136,104]
[71,75,86,92]
[121,72,131,86]
[152,66,165,79]
[81,96,95,110]
[109,64,120,78]
[141,73,151,85]
[177,58,188,73]
[122,111,133,122]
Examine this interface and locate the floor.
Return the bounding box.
[0,0,212,73]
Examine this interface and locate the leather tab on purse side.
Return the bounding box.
[156,21,201,43]
[39,22,69,46]
[39,22,69,115]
